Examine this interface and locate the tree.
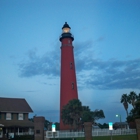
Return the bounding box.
[54,122,60,130]
[98,123,109,129]
[128,91,137,108]
[82,110,93,123]
[61,99,105,131]
[132,100,140,119]
[81,106,93,122]
[82,106,90,112]
[44,120,51,130]
[92,109,105,121]
[81,109,105,140]
[136,93,140,101]
[61,99,83,131]
[120,92,140,124]
[121,94,129,117]
[126,109,135,123]
[126,100,140,126]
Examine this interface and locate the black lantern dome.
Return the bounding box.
[60,22,74,41]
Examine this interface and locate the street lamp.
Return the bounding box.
[116,114,122,130]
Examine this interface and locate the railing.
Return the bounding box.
[46,129,136,138]
[8,131,34,138]
[59,33,74,39]
[15,132,34,135]
[92,129,136,136]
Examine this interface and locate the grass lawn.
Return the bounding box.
[76,134,138,140]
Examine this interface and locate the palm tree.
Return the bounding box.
[133,100,140,119]
[136,93,140,101]
[128,91,137,108]
[121,94,129,117]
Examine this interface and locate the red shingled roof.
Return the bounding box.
[0,97,33,113]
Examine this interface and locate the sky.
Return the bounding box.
[0,0,140,124]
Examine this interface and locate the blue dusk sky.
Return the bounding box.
[0,0,140,124]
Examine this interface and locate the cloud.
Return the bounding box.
[18,40,140,90]
[19,48,60,77]
[79,58,140,90]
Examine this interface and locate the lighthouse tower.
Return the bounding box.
[59,22,78,130]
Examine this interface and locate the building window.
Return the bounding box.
[68,40,71,43]
[18,113,23,120]
[70,62,73,69]
[6,113,12,120]
[72,82,74,89]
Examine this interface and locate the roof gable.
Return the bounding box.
[0,97,33,113]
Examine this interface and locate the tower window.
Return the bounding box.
[68,40,71,43]
[70,62,73,69]
[72,82,74,89]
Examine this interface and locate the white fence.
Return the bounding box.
[46,129,136,138]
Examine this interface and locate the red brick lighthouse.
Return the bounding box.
[59,22,78,130]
